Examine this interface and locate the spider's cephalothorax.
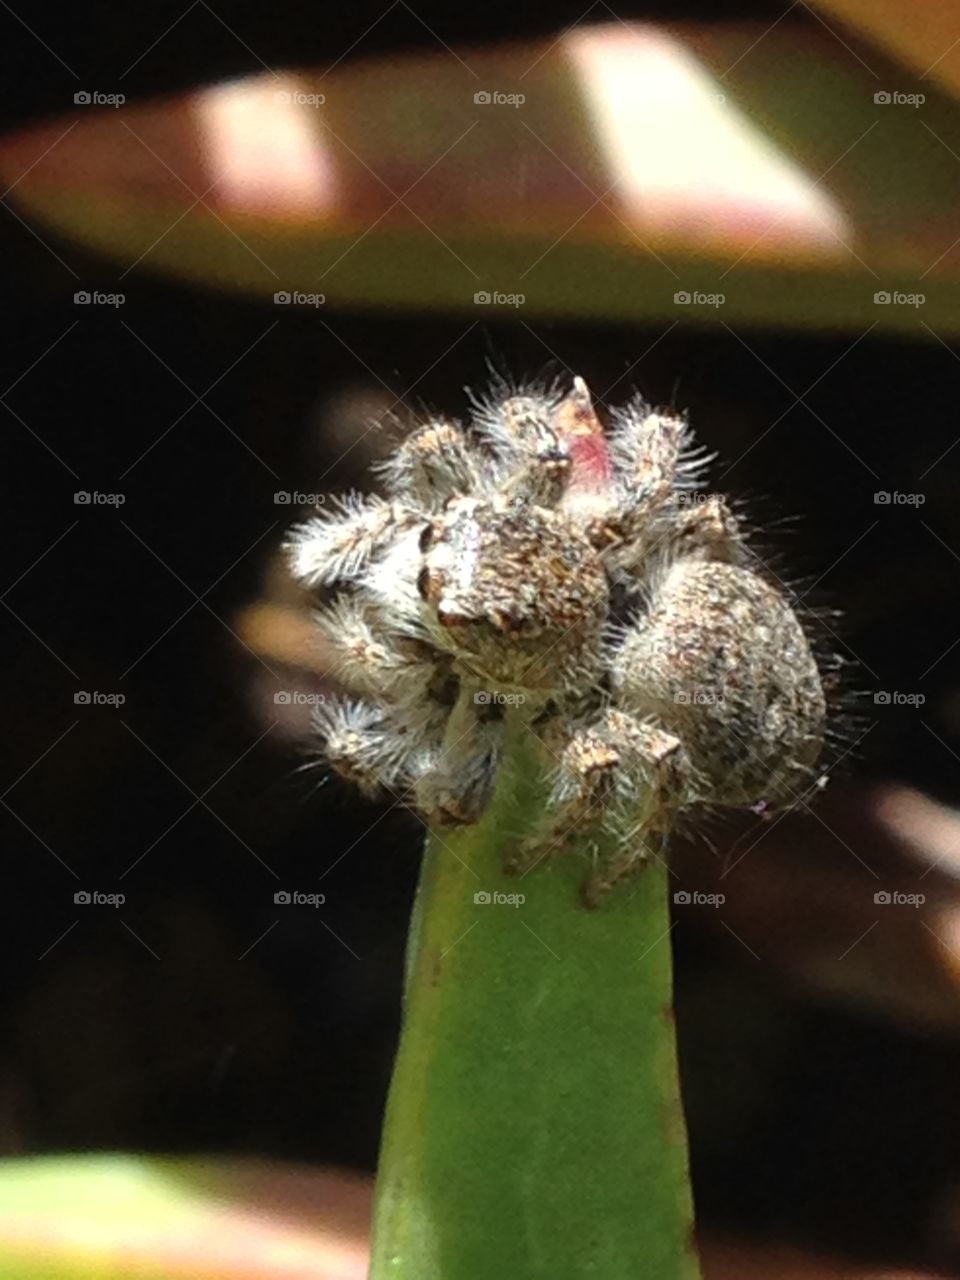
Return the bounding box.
[418,496,609,692]
[287,376,828,904]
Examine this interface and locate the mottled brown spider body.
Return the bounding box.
[286,375,829,903]
[419,497,608,692]
[613,559,826,804]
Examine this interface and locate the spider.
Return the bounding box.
[286,375,827,905]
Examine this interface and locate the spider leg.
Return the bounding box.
[474,391,573,506]
[506,714,620,877]
[287,493,419,588]
[607,396,712,542]
[373,419,485,508]
[314,592,440,707]
[581,714,688,907]
[471,385,561,458]
[506,710,690,903]
[412,728,501,828]
[411,688,504,827]
[312,697,417,799]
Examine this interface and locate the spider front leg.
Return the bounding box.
[314,593,439,707]
[609,399,689,529]
[287,492,419,588]
[604,393,719,554]
[373,419,485,509]
[411,688,504,828]
[508,709,691,906]
[470,386,576,507]
[313,698,417,799]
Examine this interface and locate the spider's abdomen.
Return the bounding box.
[612,559,825,806]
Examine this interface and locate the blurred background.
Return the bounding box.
[2,2,960,1277]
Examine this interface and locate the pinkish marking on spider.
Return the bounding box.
[555,375,614,488]
[286,375,829,905]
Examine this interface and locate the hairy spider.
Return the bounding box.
[286,375,827,904]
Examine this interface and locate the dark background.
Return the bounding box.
[2,1,960,1272]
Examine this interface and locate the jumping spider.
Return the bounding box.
[287,376,827,904]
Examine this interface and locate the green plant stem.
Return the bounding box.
[370,710,701,1280]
